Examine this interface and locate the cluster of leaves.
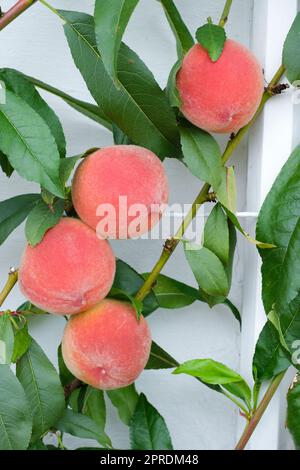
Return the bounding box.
[1,0,300,450]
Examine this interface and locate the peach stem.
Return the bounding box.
[0,269,18,307]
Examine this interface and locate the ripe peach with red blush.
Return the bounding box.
[61,299,152,390]
[176,39,264,134]
[71,145,169,239]
[19,218,116,315]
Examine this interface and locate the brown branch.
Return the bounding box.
[64,378,82,399]
[0,0,37,31]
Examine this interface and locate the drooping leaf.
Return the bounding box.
[0,90,64,197]
[94,0,139,83]
[112,259,159,316]
[185,245,229,297]
[130,393,173,450]
[224,206,275,249]
[216,166,237,213]
[25,73,112,130]
[0,314,14,364]
[0,194,40,245]
[0,68,66,158]
[256,145,300,313]
[180,122,223,189]
[25,199,64,247]
[82,387,111,448]
[61,10,180,159]
[16,338,65,442]
[0,364,32,450]
[287,374,300,449]
[146,341,179,369]
[11,324,32,363]
[223,299,241,326]
[253,321,291,383]
[144,273,201,309]
[196,22,226,62]
[56,409,109,446]
[204,203,229,264]
[107,384,139,426]
[158,0,194,58]
[283,12,300,84]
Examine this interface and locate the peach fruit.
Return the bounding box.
[61,299,152,390]
[176,39,264,134]
[19,218,116,315]
[71,145,169,239]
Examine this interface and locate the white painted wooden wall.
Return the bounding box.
[0,0,297,450]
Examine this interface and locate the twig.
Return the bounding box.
[0,0,37,31]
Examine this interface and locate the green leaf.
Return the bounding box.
[216,167,237,213]
[0,90,64,197]
[224,206,274,249]
[287,373,300,449]
[185,245,229,297]
[16,338,65,442]
[109,288,143,320]
[59,155,81,185]
[146,341,179,369]
[112,259,158,316]
[279,294,300,352]
[256,145,300,313]
[11,324,32,363]
[94,0,139,83]
[204,203,229,264]
[0,364,32,450]
[107,384,139,426]
[56,409,108,445]
[144,273,201,309]
[0,194,40,245]
[112,124,131,145]
[174,358,251,407]
[61,10,180,159]
[196,22,226,62]
[25,199,64,247]
[0,68,66,158]
[253,321,291,382]
[223,299,241,327]
[130,393,173,450]
[283,12,300,84]
[166,59,182,108]
[180,122,223,188]
[0,151,14,177]
[25,73,112,130]
[82,387,111,448]
[158,0,194,58]
[174,358,244,384]
[58,344,75,388]
[199,218,236,308]
[0,314,14,364]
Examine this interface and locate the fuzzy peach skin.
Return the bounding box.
[176,39,264,134]
[19,218,116,315]
[72,145,169,239]
[62,299,152,390]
